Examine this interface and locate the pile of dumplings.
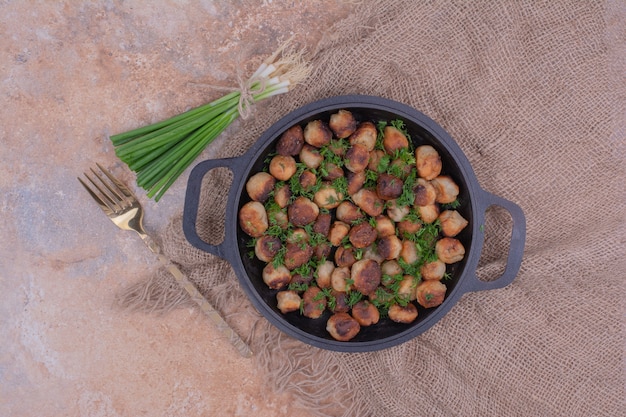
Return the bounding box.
[239,110,468,341]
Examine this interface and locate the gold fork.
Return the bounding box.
[78,163,253,357]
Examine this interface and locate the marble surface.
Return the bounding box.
[0,2,350,416]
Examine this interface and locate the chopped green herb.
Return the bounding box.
[288,281,310,292]
[393,146,416,166]
[346,290,363,307]
[395,294,411,307]
[376,121,387,144]
[246,237,257,259]
[292,261,313,277]
[320,288,337,311]
[396,169,417,207]
[364,169,379,188]
[398,256,422,277]
[316,287,335,311]
[271,246,287,268]
[390,119,411,140]
[441,199,461,210]
[368,217,378,228]
[332,176,348,197]
[377,154,391,173]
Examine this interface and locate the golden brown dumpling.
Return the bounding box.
[239,201,268,237]
[420,259,446,281]
[361,245,384,264]
[298,169,317,191]
[439,210,468,237]
[335,201,364,223]
[368,149,386,172]
[351,300,380,326]
[431,175,459,204]
[284,242,313,270]
[269,154,297,181]
[334,246,357,268]
[416,280,447,308]
[386,199,409,222]
[276,125,305,156]
[415,145,442,180]
[286,227,309,245]
[388,303,418,323]
[262,263,291,290]
[435,237,465,264]
[313,212,332,236]
[330,290,351,313]
[276,290,302,314]
[314,183,344,209]
[348,222,377,249]
[376,173,403,200]
[349,121,378,152]
[374,215,396,237]
[273,183,291,208]
[328,221,350,246]
[322,163,345,182]
[316,260,335,289]
[326,312,360,341]
[304,120,332,147]
[352,188,385,217]
[382,125,410,155]
[346,170,366,195]
[254,235,282,262]
[397,275,418,301]
[302,286,326,319]
[299,144,324,169]
[313,242,331,261]
[245,172,275,202]
[413,178,437,207]
[287,196,319,227]
[268,208,289,230]
[376,235,402,260]
[329,109,357,139]
[351,259,381,296]
[415,204,439,224]
[344,144,370,173]
[400,240,419,265]
[381,259,403,279]
[331,266,352,292]
[397,218,422,236]
[290,271,314,288]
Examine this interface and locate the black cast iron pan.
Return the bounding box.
[183,95,526,352]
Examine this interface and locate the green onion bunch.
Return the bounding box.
[110,40,309,201]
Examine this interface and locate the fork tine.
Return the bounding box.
[78,175,115,214]
[85,171,122,211]
[89,167,128,210]
[96,163,135,200]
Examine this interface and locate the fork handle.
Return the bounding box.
[139,234,253,358]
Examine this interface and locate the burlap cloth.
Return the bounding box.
[118,1,626,416]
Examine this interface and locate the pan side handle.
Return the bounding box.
[464,191,527,292]
[183,157,242,263]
